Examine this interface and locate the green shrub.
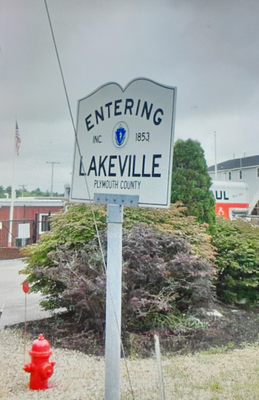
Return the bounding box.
[122,225,215,332]
[212,218,259,305]
[21,204,107,301]
[24,225,215,334]
[21,203,215,333]
[22,202,215,280]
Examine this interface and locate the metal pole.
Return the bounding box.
[105,203,123,400]
[154,334,166,400]
[214,131,217,180]
[8,185,15,247]
[8,125,17,248]
[51,163,54,194]
[24,293,27,364]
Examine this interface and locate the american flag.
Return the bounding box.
[15,121,21,156]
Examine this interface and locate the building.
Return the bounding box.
[0,197,65,248]
[210,181,249,220]
[208,155,259,216]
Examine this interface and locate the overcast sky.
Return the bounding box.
[0,0,259,193]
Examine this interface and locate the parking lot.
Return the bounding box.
[0,259,50,329]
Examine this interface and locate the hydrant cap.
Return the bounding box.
[30,334,52,357]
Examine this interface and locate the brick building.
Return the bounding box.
[0,197,65,248]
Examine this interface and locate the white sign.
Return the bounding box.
[18,223,30,239]
[71,78,176,208]
[211,181,249,204]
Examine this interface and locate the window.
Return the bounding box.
[38,213,50,234]
[239,170,242,179]
[229,171,232,180]
[257,168,259,178]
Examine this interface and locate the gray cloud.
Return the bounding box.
[0,0,259,192]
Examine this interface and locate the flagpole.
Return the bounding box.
[8,122,19,247]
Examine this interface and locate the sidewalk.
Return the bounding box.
[0,259,50,329]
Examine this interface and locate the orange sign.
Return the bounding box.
[215,203,249,220]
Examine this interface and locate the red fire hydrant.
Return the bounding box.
[24,334,56,390]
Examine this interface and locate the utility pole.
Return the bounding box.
[209,131,217,180]
[240,152,246,180]
[46,161,60,196]
[213,131,217,180]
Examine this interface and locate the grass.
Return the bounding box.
[1,330,258,399]
[122,342,259,399]
[158,344,259,400]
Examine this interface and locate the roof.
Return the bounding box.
[0,197,65,207]
[208,155,259,172]
[211,180,248,189]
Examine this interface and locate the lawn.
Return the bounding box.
[1,330,258,399]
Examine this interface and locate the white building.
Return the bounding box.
[208,155,259,215]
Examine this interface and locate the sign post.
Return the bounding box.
[105,203,123,400]
[71,78,176,399]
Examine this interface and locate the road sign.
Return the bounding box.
[71,78,176,208]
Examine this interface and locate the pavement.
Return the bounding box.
[0,259,51,329]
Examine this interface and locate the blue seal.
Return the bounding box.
[115,126,126,146]
[113,122,129,148]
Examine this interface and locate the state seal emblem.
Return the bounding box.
[113,122,129,148]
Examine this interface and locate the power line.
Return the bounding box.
[43,2,135,399]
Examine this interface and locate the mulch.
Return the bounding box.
[8,303,259,357]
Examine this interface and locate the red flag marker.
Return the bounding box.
[22,281,30,294]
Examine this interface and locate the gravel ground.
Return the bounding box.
[0,329,159,400]
[1,329,259,400]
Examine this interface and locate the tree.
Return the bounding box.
[5,186,11,197]
[0,186,6,198]
[171,139,215,226]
